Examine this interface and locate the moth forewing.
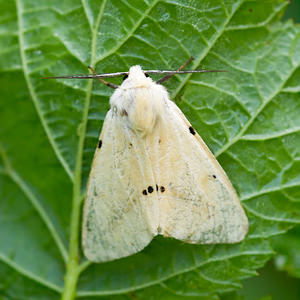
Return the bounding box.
[157,100,248,243]
[82,65,248,262]
[82,110,159,262]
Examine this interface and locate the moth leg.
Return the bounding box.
[88,66,119,89]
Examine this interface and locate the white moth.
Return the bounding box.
[82,65,248,262]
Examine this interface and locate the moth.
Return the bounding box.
[47,61,248,262]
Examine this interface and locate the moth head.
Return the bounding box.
[121,65,152,89]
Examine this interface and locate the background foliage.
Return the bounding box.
[0,0,300,299]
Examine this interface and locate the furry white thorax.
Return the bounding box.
[110,65,169,136]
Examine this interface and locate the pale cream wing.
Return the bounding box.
[153,100,248,243]
[82,110,159,262]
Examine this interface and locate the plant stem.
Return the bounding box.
[61,256,80,299]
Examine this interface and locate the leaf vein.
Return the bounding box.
[241,126,300,141]
[0,254,62,293]
[15,0,74,182]
[0,145,68,262]
[76,249,273,296]
[215,63,300,157]
[95,0,160,64]
[170,0,245,99]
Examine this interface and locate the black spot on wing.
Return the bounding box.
[148,186,154,193]
[122,74,128,81]
[143,185,165,195]
[212,175,217,179]
[189,126,196,135]
[98,140,102,148]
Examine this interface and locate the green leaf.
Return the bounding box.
[0,0,299,299]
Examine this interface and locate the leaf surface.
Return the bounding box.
[0,0,299,298]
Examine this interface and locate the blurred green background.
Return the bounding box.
[230,1,300,300]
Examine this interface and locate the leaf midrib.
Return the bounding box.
[61,1,108,298]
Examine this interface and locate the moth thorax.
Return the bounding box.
[128,89,160,136]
